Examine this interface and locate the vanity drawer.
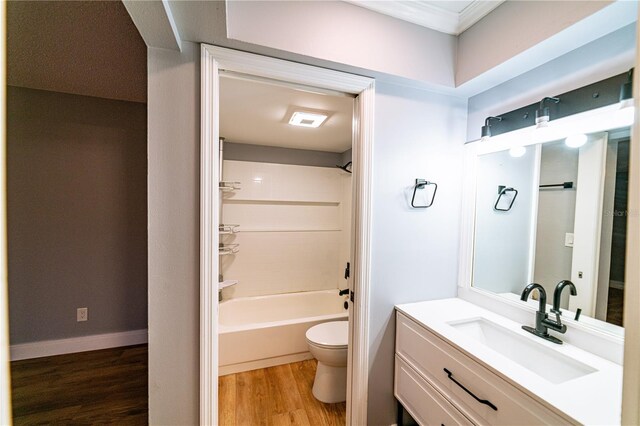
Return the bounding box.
[395,355,474,426]
[396,312,571,426]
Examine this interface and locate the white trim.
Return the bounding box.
[200,45,220,426]
[343,0,504,35]
[219,352,314,376]
[200,45,374,426]
[570,134,608,315]
[9,329,148,361]
[348,81,375,426]
[458,1,505,34]
[0,2,10,421]
[209,47,372,95]
[160,0,182,52]
[621,27,640,424]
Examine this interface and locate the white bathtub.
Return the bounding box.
[218,289,348,375]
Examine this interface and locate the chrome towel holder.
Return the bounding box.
[411,178,438,208]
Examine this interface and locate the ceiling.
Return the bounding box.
[7,1,146,103]
[344,0,505,35]
[220,77,354,153]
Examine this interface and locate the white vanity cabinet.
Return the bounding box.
[394,311,574,426]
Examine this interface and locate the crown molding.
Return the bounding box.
[344,0,504,35]
[458,1,504,33]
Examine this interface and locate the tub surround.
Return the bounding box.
[220,160,351,299]
[395,298,622,425]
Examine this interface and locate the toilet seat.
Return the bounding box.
[306,321,348,348]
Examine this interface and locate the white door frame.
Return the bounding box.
[200,44,375,425]
[621,18,640,423]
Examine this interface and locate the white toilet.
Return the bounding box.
[305,321,349,403]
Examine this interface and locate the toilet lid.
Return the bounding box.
[306,321,348,347]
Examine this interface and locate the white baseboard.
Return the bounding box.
[10,329,148,361]
[219,351,314,376]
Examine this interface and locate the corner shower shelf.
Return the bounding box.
[218,279,238,290]
[219,224,240,235]
[219,181,242,192]
[219,244,240,256]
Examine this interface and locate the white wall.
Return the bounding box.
[148,42,200,424]
[220,160,351,298]
[534,142,579,306]
[367,81,467,425]
[473,148,537,295]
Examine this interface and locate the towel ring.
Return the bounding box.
[494,186,518,211]
[411,179,438,208]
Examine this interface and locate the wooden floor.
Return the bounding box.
[10,344,148,425]
[607,287,624,326]
[219,359,346,426]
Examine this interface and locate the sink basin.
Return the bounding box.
[448,317,597,384]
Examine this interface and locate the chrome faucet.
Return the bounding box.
[520,281,577,345]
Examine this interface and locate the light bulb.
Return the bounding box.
[509,146,526,158]
[565,134,587,148]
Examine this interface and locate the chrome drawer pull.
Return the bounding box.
[444,368,498,411]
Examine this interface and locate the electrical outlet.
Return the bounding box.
[77,307,88,322]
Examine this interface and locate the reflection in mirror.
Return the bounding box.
[473,129,630,329]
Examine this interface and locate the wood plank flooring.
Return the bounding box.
[219,359,346,426]
[607,287,624,326]
[10,344,148,425]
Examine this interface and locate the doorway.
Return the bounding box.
[200,46,374,425]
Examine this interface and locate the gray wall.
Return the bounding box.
[368,82,467,424]
[466,23,636,141]
[223,0,457,87]
[148,42,200,424]
[457,1,612,86]
[223,142,345,168]
[7,86,147,344]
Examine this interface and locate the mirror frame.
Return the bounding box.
[458,103,633,345]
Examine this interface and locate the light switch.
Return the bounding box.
[565,233,574,247]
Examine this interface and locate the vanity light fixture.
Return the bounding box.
[535,97,560,128]
[480,116,502,142]
[618,69,635,126]
[565,134,588,148]
[619,68,633,109]
[289,111,328,128]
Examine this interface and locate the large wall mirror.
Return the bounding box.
[471,103,633,336]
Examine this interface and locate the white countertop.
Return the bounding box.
[396,298,622,425]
